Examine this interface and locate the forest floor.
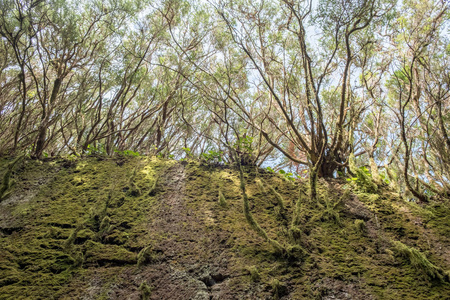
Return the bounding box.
[0,156,449,299]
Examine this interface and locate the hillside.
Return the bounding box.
[0,156,449,299]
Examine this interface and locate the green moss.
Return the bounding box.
[128,167,142,197]
[148,175,159,196]
[139,282,152,300]
[63,223,84,250]
[1,157,449,299]
[0,156,22,202]
[255,178,265,193]
[238,165,284,254]
[247,265,260,282]
[392,240,447,282]
[137,246,157,267]
[354,219,366,234]
[271,278,287,299]
[218,190,227,207]
[84,240,136,266]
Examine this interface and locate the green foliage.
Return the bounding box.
[114,149,140,157]
[182,147,193,159]
[200,150,223,164]
[379,170,391,185]
[234,136,255,165]
[278,169,296,182]
[234,136,253,154]
[85,144,106,156]
[265,166,275,173]
[348,154,378,193]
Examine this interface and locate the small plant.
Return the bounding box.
[84,143,106,155]
[247,266,260,282]
[233,136,255,165]
[114,149,140,157]
[347,154,378,193]
[218,190,227,207]
[201,150,223,164]
[234,136,253,154]
[265,166,275,173]
[139,282,152,300]
[278,169,296,182]
[182,147,193,159]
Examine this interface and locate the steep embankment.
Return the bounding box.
[0,156,449,299]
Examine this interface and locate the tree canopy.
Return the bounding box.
[0,0,449,201]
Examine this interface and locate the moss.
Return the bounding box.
[238,165,284,254]
[0,156,22,202]
[98,216,111,239]
[268,185,286,219]
[271,278,287,299]
[247,265,260,282]
[392,240,447,282]
[63,223,84,250]
[354,219,366,235]
[139,282,152,300]
[83,240,136,266]
[137,246,158,267]
[255,178,265,193]
[128,167,142,197]
[1,157,449,299]
[288,226,303,243]
[148,175,159,196]
[218,190,227,208]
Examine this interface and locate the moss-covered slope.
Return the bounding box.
[0,157,449,299]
